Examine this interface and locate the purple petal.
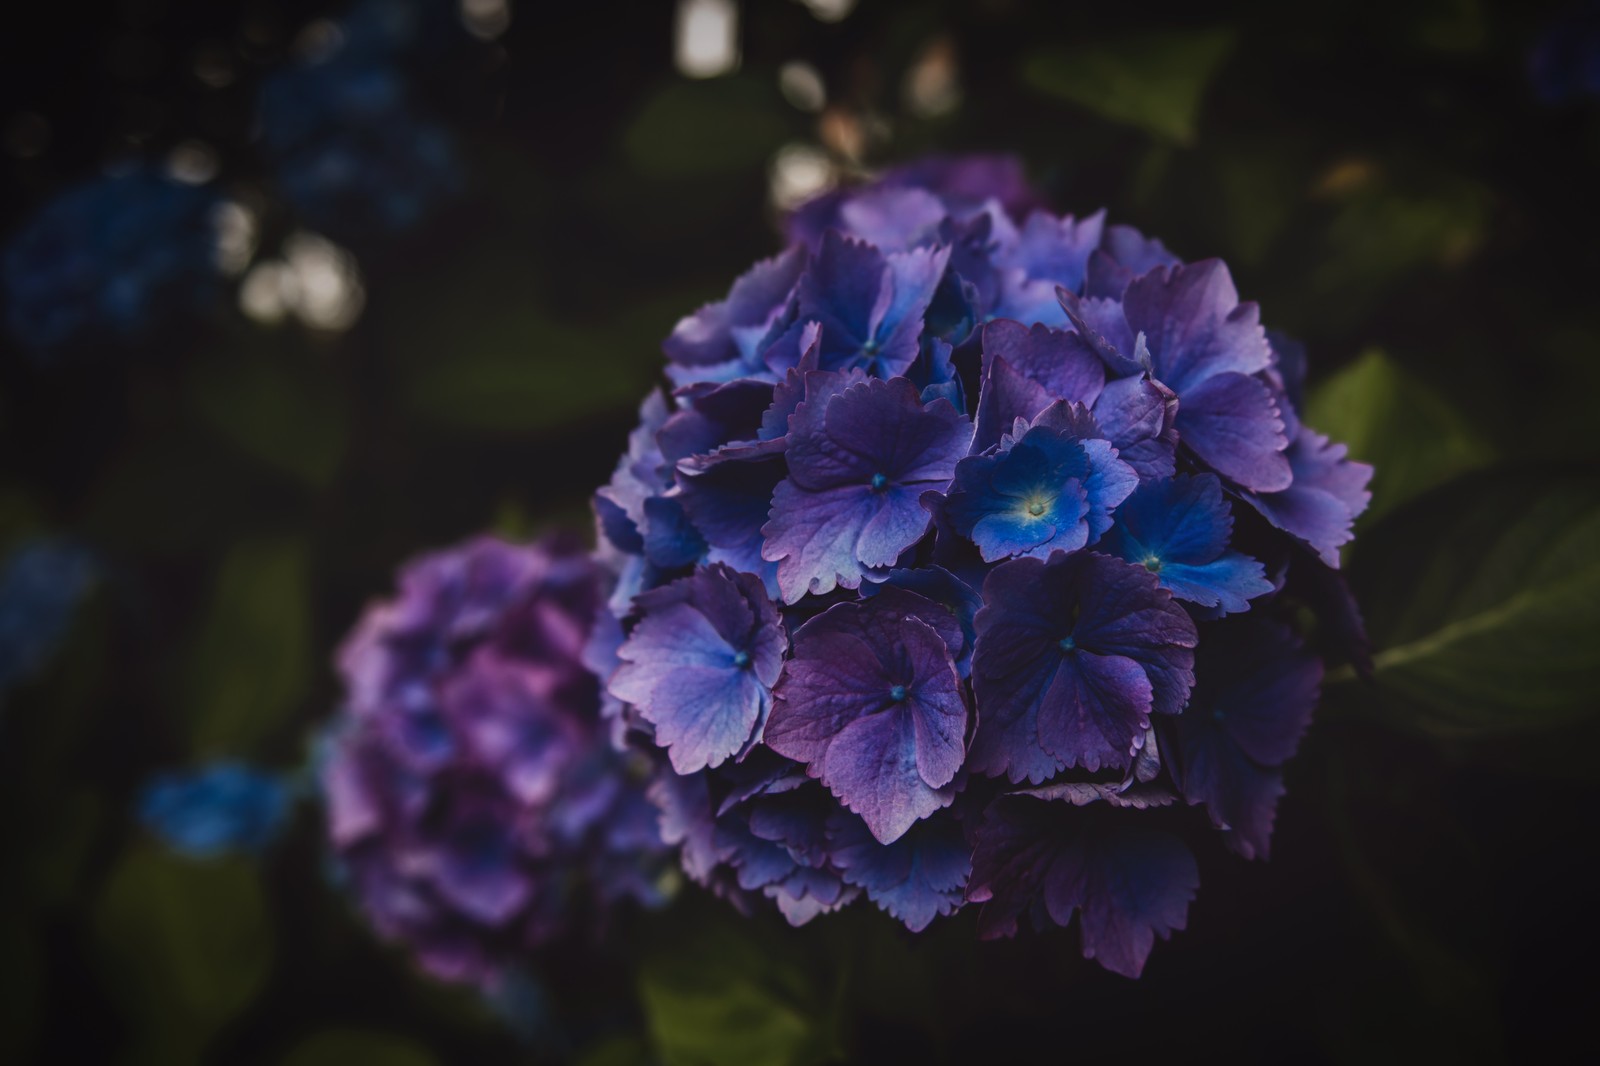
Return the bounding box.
[829,811,971,932]
[1166,617,1322,859]
[1121,259,1273,393]
[972,353,1055,453]
[611,565,784,773]
[767,599,968,843]
[969,554,1196,782]
[664,246,805,373]
[968,795,1197,977]
[1090,375,1179,481]
[1176,371,1291,492]
[982,318,1107,408]
[1242,427,1373,567]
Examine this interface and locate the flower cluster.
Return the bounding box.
[256,0,465,248]
[322,534,668,987]
[591,156,1371,976]
[139,762,293,859]
[2,171,222,360]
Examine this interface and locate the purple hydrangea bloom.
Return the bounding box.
[767,592,967,843]
[1162,617,1321,859]
[762,375,970,601]
[610,564,784,774]
[969,552,1197,783]
[324,535,668,986]
[139,763,293,859]
[2,170,222,361]
[968,788,1198,978]
[592,154,1369,975]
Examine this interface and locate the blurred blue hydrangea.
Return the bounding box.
[324,535,670,987]
[0,539,96,698]
[256,3,464,248]
[138,762,293,859]
[590,155,1370,976]
[2,171,222,361]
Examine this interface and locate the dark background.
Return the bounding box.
[2,1,1598,1062]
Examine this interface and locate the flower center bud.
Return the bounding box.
[889,684,908,702]
[862,338,880,355]
[1142,555,1163,573]
[1027,501,1046,517]
[1058,636,1076,653]
[870,472,889,491]
[733,650,751,669]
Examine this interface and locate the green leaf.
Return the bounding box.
[184,538,311,753]
[1340,471,1600,738]
[277,1029,439,1066]
[0,915,43,1063]
[639,922,828,1066]
[1305,349,1495,525]
[398,321,649,434]
[186,336,348,491]
[622,77,792,178]
[1309,177,1489,320]
[574,1036,654,1066]
[1020,29,1236,144]
[90,845,274,1065]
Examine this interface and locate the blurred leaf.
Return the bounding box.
[622,78,791,178]
[1306,349,1495,524]
[1211,143,1298,264]
[1311,178,1489,318]
[186,337,348,491]
[395,304,653,434]
[1020,29,1236,144]
[575,1036,654,1066]
[1321,747,1503,1060]
[184,538,311,753]
[91,845,274,1065]
[0,483,44,548]
[639,921,829,1066]
[1341,471,1600,738]
[1412,0,1487,53]
[277,1029,439,1066]
[22,787,101,906]
[0,914,42,1063]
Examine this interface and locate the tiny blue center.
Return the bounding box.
[889,684,908,702]
[1027,501,1046,517]
[870,472,889,491]
[1058,636,1076,653]
[733,650,751,669]
[862,338,880,355]
[1142,555,1163,573]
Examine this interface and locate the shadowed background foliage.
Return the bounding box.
[2,0,1597,1063]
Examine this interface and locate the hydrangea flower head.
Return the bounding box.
[592,155,1370,976]
[2,171,222,360]
[323,535,668,986]
[256,4,462,247]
